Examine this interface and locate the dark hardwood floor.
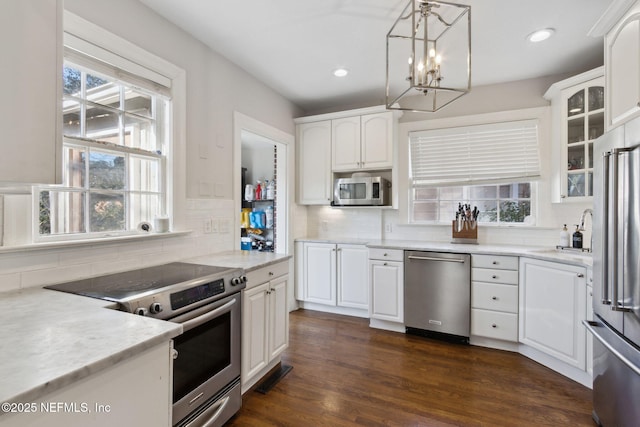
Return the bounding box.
[227,309,594,426]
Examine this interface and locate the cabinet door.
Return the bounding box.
[332,116,361,171]
[561,77,604,200]
[361,112,393,169]
[337,244,369,309]
[242,283,270,382]
[0,0,62,184]
[607,11,640,128]
[519,258,587,369]
[297,121,332,204]
[369,259,404,322]
[304,242,337,305]
[268,275,289,360]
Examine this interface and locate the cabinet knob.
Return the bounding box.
[492,324,497,328]
[577,273,585,278]
[492,261,498,265]
[492,296,498,300]
[492,275,498,279]
[383,262,388,266]
[383,253,388,257]
[269,271,274,276]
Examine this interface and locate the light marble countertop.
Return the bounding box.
[296,237,592,267]
[0,250,290,410]
[185,250,292,272]
[0,287,182,406]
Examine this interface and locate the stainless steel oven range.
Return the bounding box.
[45,262,247,427]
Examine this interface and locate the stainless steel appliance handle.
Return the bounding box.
[612,148,633,313]
[183,396,230,427]
[602,151,612,305]
[407,255,466,263]
[583,320,640,376]
[179,299,236,333]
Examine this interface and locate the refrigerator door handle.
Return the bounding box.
[584,320,640,376]
[612,148,634,313]
[602,151,613,305]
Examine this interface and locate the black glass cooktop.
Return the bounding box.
[45,262,234,301]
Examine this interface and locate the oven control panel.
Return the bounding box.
[171,279,225,311]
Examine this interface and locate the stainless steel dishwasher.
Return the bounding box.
[404,251,471,343]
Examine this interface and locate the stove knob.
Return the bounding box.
[231,277,241,286]
[240,275,248,283]
[149,302,163,314]
[134,307,147,316]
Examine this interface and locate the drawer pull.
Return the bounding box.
[383,262,388,266]
[383,253,388,256]
[492,324,497,328]
[577,273,584,278]
[269,271,274,276]
[492,275,498,279]
[492,296,498,300]
[492,261,498,265]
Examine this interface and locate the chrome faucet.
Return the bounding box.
[578,208,593,252]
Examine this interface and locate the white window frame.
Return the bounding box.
[407,118,541,226]
[32,11,186,242]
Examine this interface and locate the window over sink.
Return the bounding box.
[408,120,540,225]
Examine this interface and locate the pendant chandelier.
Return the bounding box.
[386,0,471,113]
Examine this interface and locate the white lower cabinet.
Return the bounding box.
[242,261,289,392]
[368,248,404,332]
[1,342,172,427]
[519,257,587,370]
[297,242,369,316]
[470,255,519,345]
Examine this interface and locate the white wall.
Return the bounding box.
[0,0,302,292]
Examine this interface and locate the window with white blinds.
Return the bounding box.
[409,120,541,186]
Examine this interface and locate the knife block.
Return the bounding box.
[451,220,478,244]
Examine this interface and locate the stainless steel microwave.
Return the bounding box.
[333,176,390,206]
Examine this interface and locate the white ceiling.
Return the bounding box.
[139,0,615,114]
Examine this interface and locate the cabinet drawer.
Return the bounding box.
[471,309,518,342]
[368,248,403,262]
[472,268,518,285]
[472,282,518,313]
[245,260,289,289]
[472,254,518,270]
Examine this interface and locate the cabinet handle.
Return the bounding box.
[577,273,585,278]
[383,262,388,266]
[492,261,498,265]
[332,248,336,252]
[269,271,274,276]
[270,288,275,292]
[492,296,498,300]
[383,253,388,257]
[492,324,497,328]
[492,275,498,279]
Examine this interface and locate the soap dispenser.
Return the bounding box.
[560,224,570,248]
[572,225,583,249]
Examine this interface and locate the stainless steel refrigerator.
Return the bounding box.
[585,116,640,426]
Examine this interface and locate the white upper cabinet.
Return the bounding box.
[0,0,62,185]
[297,121,332,205]
[332,112,394,171]
[544,68,604,202]
[332,116,361,170]
[606,2,640,129]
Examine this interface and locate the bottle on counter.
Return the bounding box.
[572,225,583,249]
[560,224,570,248]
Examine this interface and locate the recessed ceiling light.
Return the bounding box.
[527,28,555,43]
[333,68,349,77]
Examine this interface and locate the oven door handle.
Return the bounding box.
[183,395,230,427]
[180,299,236,333]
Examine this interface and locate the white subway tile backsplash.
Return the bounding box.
[0,198,238,293]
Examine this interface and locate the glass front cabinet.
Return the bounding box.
[545,68,604,202]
